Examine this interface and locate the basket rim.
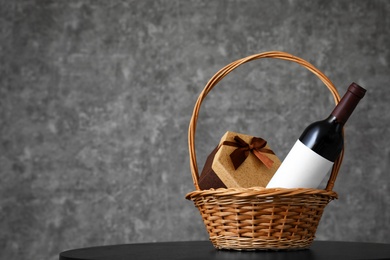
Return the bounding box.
[185,186,338,200]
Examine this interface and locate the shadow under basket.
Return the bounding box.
[185,51,342,251]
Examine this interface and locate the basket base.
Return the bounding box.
[210,236,313,251]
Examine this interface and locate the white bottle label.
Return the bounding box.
[266,140,333,189]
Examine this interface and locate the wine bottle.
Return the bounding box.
[266,82,366,189]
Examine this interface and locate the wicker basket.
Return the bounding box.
[185,51,342,250]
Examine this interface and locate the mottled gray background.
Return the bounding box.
[1,0,389,259]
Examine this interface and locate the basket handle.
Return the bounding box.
[188,51,343,192]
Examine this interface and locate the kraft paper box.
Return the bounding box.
[210,131,281,188]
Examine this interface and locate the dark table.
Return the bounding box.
[59,240,390,260]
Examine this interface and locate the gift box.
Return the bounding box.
[199,131,281,189]
[199,145,227,190]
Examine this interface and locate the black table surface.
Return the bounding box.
[59,240,390,260]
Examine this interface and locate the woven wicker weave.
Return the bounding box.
[185,51,342,250]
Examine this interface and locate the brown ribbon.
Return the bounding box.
[222,136,275,170]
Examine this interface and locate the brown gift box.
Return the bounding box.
[198,146,227,190]
[199,131,281,189]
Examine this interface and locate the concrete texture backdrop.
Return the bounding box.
[1,0,389,259]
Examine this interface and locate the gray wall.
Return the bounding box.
[1,0,389,259]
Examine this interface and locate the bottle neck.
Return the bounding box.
[325,115,344,131]
[330,83,366,125]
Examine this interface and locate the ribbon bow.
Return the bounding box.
[222,136,275,170]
